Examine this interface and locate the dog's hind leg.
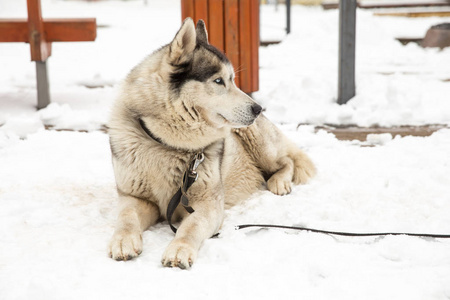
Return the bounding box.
[266,156,294,195]
[109,193,159,261]
[266,145,316,195]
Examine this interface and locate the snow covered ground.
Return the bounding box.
[1,1,450,299]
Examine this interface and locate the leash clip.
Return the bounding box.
[191,152,205,172]
[188,152,205,179]
[167,151,206,233]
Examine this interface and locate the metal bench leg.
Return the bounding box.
[36,60,51,109]
[286,0,291,34]
[338,0,356,105]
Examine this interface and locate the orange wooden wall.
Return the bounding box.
[181,0,259,94]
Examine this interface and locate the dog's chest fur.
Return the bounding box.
[111,134,193,214]
[109,119,264,217]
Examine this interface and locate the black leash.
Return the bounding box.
[166,152,204,233]
[138,117,206,234]
[235,224,450,239]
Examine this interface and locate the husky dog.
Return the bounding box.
[108,18,315,269]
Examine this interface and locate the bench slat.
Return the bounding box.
[0,19,97,43]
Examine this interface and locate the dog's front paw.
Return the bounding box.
[108,229,143,261]
[267,175,292,196]
[161,240,197,269]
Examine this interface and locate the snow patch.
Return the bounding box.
[0,115,44,138]
[366,133,393,145]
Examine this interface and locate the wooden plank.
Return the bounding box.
[250,0,260,92]
[337,0,356,105]
[45,18,96,42]
[224,0,240,88]
[194,0,209,26]
[0,19,96,42]
[361,0,450,9]
[374,10,450,17]
[181,0,195,21]
[260,40,282,46]
[322,2,340,9]
[396,37,423,45]
[0,20,29,42]
[318,125,447,141]
[239,0,252,93]
[208,0,224,51]
[27,0,51,61]
[323,0,450,9]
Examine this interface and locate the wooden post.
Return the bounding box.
[208,0,225,50]
[250,0,259,92]
[27,0,51,108]
[338,0,356,105]
[224,0,240,86]
[27,0,51,61]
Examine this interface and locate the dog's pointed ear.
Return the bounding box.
[169,18,196,63]
[196,20,209,45]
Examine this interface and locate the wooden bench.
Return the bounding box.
[0,0,96,109]
[181,0,259,94]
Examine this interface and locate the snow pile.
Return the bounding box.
[0,115,44,138]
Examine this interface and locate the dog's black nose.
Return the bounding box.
[251,104,262,116]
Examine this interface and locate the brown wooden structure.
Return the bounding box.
[181,0,259,94]
[0,0,96,109]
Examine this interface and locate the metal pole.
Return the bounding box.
[286,0,291,34]
[337,0,356,105]
[36,60,51,109]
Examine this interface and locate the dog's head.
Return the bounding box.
[120,18,262,150]
[165,18,262,128]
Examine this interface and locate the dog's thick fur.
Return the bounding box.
[108,18,316,269]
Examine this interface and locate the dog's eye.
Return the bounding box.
[214,78,224,86]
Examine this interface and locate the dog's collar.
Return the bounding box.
[138,117,209,153]
[138,118,165,145]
